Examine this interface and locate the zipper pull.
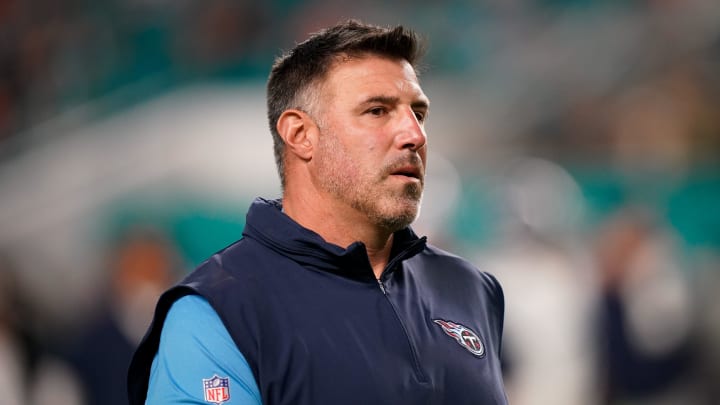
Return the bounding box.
[376,278,387,295]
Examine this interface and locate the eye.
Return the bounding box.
[414,110,427,123]
[367,106,387,117]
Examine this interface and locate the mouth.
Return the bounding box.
[390,165,423,182]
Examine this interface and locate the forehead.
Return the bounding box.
[321,55,427,102]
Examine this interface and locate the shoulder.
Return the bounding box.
[183,235,279,289]
[180,238,259,294]
[156,295,246,372]
[414,244,505,306]
[419,243,478,268]
[419,244,498,280]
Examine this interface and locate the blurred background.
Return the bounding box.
[1,0,719,404]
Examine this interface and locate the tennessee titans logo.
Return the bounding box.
[203,375,230,404]
[433,319,485,357]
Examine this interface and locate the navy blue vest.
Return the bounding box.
[128,198,507,404]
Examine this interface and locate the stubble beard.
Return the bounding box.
[353,171,423,233]
[316,132,424,234]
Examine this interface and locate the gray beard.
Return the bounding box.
[350,181,422,233]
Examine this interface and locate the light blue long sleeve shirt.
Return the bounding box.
[146,295,262,404]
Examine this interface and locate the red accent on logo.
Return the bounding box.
[433,319,485,357]
[203,375,230,405]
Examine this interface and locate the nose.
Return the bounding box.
[396,106,427,151]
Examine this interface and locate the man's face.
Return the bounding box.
[311,55,429,232]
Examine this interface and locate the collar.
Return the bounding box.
[241,197,427,282]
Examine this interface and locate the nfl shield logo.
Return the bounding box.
[203,375,230,404]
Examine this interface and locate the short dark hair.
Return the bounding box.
[266,19,425,189]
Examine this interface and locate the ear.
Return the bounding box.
[277,109,317,161]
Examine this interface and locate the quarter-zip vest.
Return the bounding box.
[128,198,507,405]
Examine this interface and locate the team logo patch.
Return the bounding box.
[433,319,485,357]
[203,375,230,404]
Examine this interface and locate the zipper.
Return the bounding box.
[376,272,428,383]
[376,278,387,294]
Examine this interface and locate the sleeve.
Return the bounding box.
[146,295,262,405]
[482,271,506,355]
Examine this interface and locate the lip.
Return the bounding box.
[390,165,423,181]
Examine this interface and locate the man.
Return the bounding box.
[128,20,507,405]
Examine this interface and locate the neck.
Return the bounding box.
[365,234,394,279]
[282,189,394,279]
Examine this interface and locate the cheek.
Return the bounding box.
[362,130,395,154]
[355,129,380,150]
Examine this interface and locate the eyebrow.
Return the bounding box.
[361,95,430,110]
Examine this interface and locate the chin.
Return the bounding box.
[374,199,421,232]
